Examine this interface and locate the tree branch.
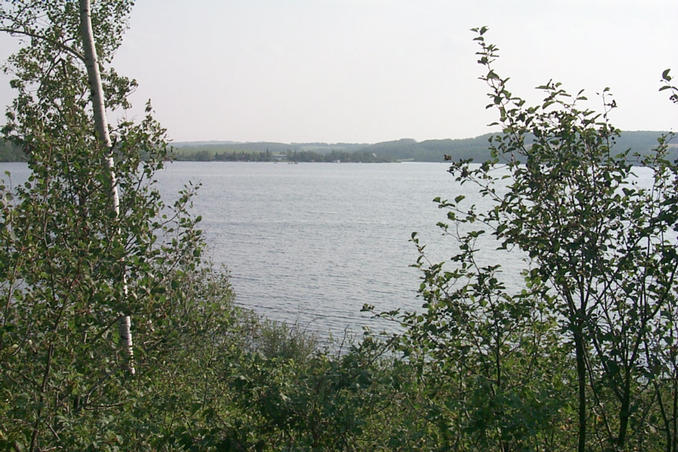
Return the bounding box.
[0,26,84,62]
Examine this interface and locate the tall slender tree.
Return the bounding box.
[0,2,204,448]
[0,0,136,372]
[78,0,134,375]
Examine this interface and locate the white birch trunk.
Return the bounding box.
[79,0,135,375]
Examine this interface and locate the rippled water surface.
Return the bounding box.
[154,162,525,341]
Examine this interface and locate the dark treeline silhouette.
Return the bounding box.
[1,132,673,163]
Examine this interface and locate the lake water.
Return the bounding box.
[155,162,532,342]
[0,162,528,342]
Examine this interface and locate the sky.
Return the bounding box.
[0,0,677,143]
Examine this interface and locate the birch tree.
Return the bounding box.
[78,0,134,375]
[0,2,204,449]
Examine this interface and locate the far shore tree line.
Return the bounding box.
[1,131,673,163]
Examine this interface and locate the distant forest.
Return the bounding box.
[0,131,675,163]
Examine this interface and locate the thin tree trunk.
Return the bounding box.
[78,0,135,375]
[617,375,631,448]
[30,343,54,452]
[574,327,587,452]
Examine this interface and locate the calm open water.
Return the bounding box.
[0,161,534,342]
[154,162,533,341]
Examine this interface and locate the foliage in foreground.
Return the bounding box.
[370,28,678,452]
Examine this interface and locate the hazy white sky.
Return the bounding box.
[1,0,677,143]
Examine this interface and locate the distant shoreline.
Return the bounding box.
[0,131,672,163]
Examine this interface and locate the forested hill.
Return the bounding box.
[0,131,674,162]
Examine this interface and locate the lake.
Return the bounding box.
[0,161,528,342]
